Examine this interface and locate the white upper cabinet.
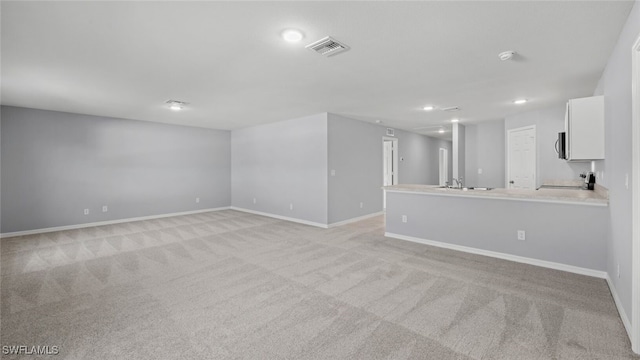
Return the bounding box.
[565,95,604,161]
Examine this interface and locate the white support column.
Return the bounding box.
[452,123,466,182]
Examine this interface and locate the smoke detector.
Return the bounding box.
[498,51,516,61]
[306,36,350,57]
[166,100,188,111]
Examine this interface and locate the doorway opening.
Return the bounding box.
[439,148,449,186]
[506,125,536,190]
[383,137,398,208]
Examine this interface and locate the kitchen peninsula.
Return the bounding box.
[383,184,609,277]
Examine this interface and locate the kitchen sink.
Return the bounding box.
[536,185,585,190]
[438,186,493,191]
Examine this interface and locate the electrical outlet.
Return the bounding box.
[478,168,483,174]
[102,206,108,213]
[617,264,620,278]
[402,215,407,223]
[289,203,293,210]
[360,202,363,209]
[331,169,336,176]
[196,197,200,203]
[517,230,526,241]
[84,209,90,215]
[253,198,257,204]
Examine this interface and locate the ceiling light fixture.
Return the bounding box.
[498,50,516,61]
[438,129,445,134]
[166,100,187,111]
[513,99,528,105]
[423,105,434,111]
[451,118,459,123]
[282,29,304,42]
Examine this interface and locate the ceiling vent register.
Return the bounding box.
[306,36,350,57]
[442,106,460,112]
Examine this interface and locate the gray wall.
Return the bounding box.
[1,106,231,233]
[327,113,452,224]
[505,105,591,188]
[231,113,328,225]
[592,0,640,321]
[464,119,506,188]
[2,108,450,231]
[386,191,608,271]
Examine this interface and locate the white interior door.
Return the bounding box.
[439,148,448,186]
[383,139,398,186]
[383,138,398,208]
[383,141,393,186]
[507,126,536,190]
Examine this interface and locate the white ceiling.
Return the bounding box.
[1,1,634,140]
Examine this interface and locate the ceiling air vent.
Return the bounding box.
[442,106,460,112]
[306,36,350,57]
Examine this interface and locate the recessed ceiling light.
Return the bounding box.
[498,50,516,61]
[451,118,459,123]
[166,100,187,111]
[282,29,304,42]
[375,120,382,124]
[423,105,434,111]
[438,129,445,134]
[513,99,528,105]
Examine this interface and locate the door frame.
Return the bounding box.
[631,32,640,354]
[382,137,399,185]
[506,125,537,189]
[382,137,398,209]
[439,147,449,186]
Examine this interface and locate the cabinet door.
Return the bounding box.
[567,96,604,161]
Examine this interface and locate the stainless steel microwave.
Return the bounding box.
[556,132,566,159]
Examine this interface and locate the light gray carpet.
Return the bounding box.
[1,210,637,359]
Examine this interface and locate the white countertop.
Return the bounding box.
[383,184,608,206]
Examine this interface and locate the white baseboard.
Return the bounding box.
[230,207,328,228]
[385,232,608,279]
[328,211,384,228]
[606,274,633,342]
[0,207,231,239]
